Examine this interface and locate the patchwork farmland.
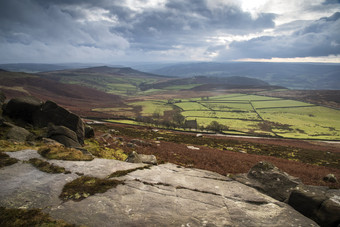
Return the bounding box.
[102,93,340,140]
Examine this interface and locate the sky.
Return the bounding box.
[0,0,340,64]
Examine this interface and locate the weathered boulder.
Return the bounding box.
[33,101,85,144]
[84,125,94,138]
[6,125,32,142]
[3,96,42,123]
[288,187,340,227]
[47,124,81,148]
[125,151,157,165]
[323,174,338,183]
[233,161,301,201]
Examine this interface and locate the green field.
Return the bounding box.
[130,100,174,116]
[102,94,340,140]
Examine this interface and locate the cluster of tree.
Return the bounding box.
[136,112,228,133]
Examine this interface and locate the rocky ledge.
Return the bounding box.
[1,149,318,227]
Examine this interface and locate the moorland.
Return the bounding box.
[1,63,340,190]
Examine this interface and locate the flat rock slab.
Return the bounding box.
[0,163,78,209]
[1,150,318,226]
[7,149,146,178]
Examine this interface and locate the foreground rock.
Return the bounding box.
[234,161,301,201]
[47,124,82,148]
[1,150,318,226]
[288,187,340,227]
[33,101,85,144]
[3,96,42,123]
[234,161,340,227]
[2,97,85,146]
[6,125,32,142]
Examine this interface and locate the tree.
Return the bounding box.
[172,112,185,126]
[207,121,227,133]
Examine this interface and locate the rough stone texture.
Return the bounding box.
[3,96,42,123]
[234,161,301,201]
[33,100,85,145]
[1,150,318,226]
[6,125,32,142]
[126,151,158,165]
[47,124,81,148]
[288,187,340,227]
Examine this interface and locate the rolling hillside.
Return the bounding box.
[0,70,124,117]
[148,62,340,90]
[139,75,281,91]
[38,66,171,96]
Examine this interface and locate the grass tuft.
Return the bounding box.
[60,176,124,201]
[0,207,77,227]
[28,158,71,174]
[84,138,128,160]
[0,140,38,152]
[108,165,151,178]
[0,152,18,169]
[38,146,93,161]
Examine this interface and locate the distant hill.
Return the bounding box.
[0,70,124,117]
[0,63,118,73]
[38,66,171,96]
[139,75,279,91]
[149,62,340,90]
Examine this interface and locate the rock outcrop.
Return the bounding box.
[1,150,318,227]
[288,186,340,227]
[84,125,94,138]
[6,125,32,142]
[234,161,301,201]
[3,96,42,123]
[235,161,340,227]
[2,97,86,147]
[47,124,82,148]
[33,101,85,145]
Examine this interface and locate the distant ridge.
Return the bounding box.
[149,62,340,90]
[139,75,273,91]
[63,66,168,78]
[0,70,123,117]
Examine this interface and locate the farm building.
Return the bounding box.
[185,119,197,129]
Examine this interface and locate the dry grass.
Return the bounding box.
[60,176,124,201]
[0,207,77,227]
[38,146,93,161]
[0,140,37,152]
[0,152,18,169]
[28,158,71,174]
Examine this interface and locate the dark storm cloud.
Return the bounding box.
[323,0,340,5]
[109,0,276,50]
[218,12,340,60]
[0,0,276,60]
[0,0,337,63]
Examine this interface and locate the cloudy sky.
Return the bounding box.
[0,0,339,64]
